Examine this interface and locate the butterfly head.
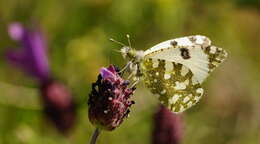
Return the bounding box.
[110,36,144,63]
[120,46,144,63]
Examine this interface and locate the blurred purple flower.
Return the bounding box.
[6,23,49,82]
[152,105,184,144]
[5,22,75,134]
[88,65,135,131]
[40,80,76,133]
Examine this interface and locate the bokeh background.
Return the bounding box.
[0,0,260,143]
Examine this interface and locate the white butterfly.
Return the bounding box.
[114,35,227,113]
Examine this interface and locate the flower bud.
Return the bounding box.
[88,65,135,131]
[152,105,183,144]
[40,79,76,133]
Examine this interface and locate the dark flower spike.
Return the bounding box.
[152,105,184,144]
[6,23,50,82]
[40,80,76,133]
[88,65,135,131]
[6,22,75,134]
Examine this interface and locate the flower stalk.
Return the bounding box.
[90,128,100,144]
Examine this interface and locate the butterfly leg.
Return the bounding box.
[126,62,138,79]
[119,61,131,74]
[127,71,135,80]
[130,77,140,88]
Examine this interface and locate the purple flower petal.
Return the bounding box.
[6,49,25,65]
[100,67,115,79]
[26,29,49,80]
[8,23,24,41]
[6,22,50,82]
[106,65,116,74]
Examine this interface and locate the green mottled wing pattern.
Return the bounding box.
[141,58,204,113]
[204,46,228,73]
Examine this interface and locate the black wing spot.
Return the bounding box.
[205,46,211,52]
[188,36,197,43]
[170,40,178,46]
[180,48,191,59]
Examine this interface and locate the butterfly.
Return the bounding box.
[112,35,228,113]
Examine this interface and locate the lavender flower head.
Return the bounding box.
[40,80,75,133]
[6,23,75,133]
[88,65,135,131]
[7,23,49,82]
[152,105,184,144]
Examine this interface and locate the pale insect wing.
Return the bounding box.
[141,58,204,113]
[144,35,227,84]
[204,46,228,73]
[145,45,209,83]
[144,35,211,56]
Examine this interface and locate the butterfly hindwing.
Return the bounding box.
[141,58,203,113]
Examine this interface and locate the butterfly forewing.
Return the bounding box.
[141,58,203,113]
[144,35,227,84]
[144,35,211,56]
[204,46,228,73]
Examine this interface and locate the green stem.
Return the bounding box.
[90,128,100,144]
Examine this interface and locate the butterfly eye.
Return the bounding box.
[120,46,130,56]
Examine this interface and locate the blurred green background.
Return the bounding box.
[0,0,260,143]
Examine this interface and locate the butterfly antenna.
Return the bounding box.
[109,38,126,47]
[126,34,132,48]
